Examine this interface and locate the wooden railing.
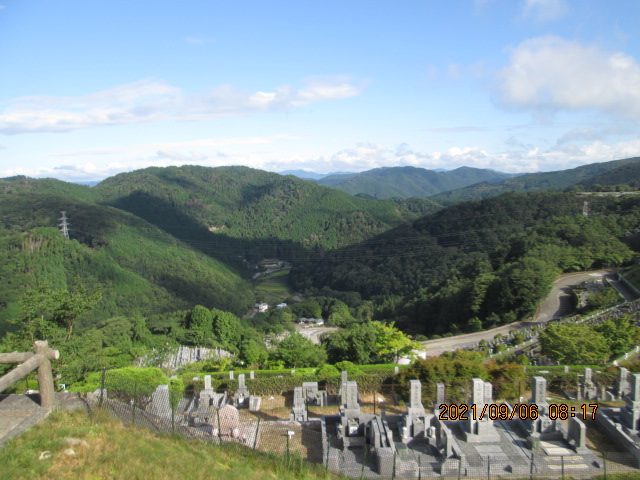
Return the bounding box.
[0,341,59,408]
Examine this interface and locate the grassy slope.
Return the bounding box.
[254,269,294,304]
[0,410,338,480]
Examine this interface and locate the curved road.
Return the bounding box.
[420,269,614,357]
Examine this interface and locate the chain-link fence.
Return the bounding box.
[87,369,640,479]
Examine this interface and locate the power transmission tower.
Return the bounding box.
[58,211,70,239]
[582,201,589,217]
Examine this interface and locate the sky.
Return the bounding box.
[1,0,640,182]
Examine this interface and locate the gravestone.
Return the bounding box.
[215,404,241,438]
[465,378,500,442]
[149,385,170,418]
[585,367,593,384]
[291,386,307,422]
[302,381,327,406]
[435,383,446,407]
[235,373,250,408]
[407,379,425,416]
[567,417,589,453]
[204,375,212,391]
[229,371,234,380]
[249,396,261,412]
[618,367,630,398]
[345,381,359,411]
[531,376,549,416]
[528,376,563,440]
[581,367,598,400]
[340,371,349,405]
[620,374,640,431]
[402,380,430,443]
[249,370,255,380]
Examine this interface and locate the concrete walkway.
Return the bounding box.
[0,393,88,447]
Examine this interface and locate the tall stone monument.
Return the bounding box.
[464,378,500,443]
[291,386,307,422]
[235,373,250,408]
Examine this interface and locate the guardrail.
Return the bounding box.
[0,340,59,408]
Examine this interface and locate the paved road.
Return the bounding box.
[535,270,612,323]
[420,270,614,357]
[294,324,339,344]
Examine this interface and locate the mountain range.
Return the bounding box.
[2,156,640,337]
[282,158,640,203]
[314,166,516,198]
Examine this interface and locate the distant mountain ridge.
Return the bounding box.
[315,166,516,198]
[431,157,640,204]
[278,169,353,180]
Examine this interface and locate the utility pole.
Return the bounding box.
[58,211,70,239]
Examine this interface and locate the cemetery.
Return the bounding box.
[92,365,640,478]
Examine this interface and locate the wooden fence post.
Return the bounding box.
[34,341,56,408]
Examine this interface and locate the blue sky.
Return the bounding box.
[1,0,640,181]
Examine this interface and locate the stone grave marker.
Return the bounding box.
[435,383,446,406]
[291,386,307,422]
[216,404,240,437]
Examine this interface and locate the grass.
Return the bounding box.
[0,409,342,480]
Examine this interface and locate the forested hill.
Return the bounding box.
[0,181,255,334]
[0,165,441,333]
[431,156,640,205]
[316,166,513,199]
[291,191,640,335]
[92,165,439,262]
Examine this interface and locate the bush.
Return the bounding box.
[334,361,364,376]
[315,364,340,377]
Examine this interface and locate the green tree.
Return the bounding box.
[324,322,377,364]
[184,305,214,346]
[485,257,557,321]
[238,337,268,368]
[52,280,102,341]
[595,315,640,359]
[371,321,421,362]
[10,282,63,346]
[211,308,242,351]
[539,323,609,364]
[272,333,327,368]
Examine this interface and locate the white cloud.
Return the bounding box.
[0,77,364,134]
[522,0,568,22]
[48,134,299,157]
[497,36,640,119]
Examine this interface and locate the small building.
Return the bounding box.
[276,303,287,309]
[257,303,268,313]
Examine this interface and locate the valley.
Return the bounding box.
[2,158,640,388]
